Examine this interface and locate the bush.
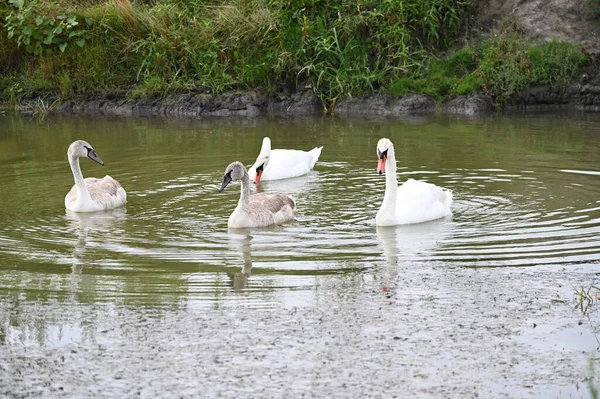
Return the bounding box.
[390,26,587,106]
[477,31,587,105]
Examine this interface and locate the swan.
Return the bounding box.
[64,140,127,212]
[375,138,452,226]
[248,137,323,183]
[219,161,297,228]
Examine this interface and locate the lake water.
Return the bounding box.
[0,112,599,397]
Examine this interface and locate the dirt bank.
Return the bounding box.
[50,82,600,119]
[56,92,497,118]
[473,0,600,55]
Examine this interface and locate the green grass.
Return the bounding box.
[574,285,600,315]
[390,22,588,106]
[0,0,590,111]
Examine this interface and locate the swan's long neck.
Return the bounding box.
[260,138,271,155]
[379,146,398,221]
[237,171,251,214]
[259,142,271,169]
[69,155,92,203]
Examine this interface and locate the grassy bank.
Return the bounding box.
[0,0,590,112]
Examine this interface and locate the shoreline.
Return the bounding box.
[6,82,600,119]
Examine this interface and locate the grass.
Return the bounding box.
[0,1,590,111]
[574,285,600,315]
[573,286,600,399]
[390,21,588,106]
[591,360,600,399]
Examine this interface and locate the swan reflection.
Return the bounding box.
[227,231,253,290]
[65,208,127,273]
[376,219,452,265]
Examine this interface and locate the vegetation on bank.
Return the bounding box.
[0,0,590,112]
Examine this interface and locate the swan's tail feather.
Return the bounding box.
[441,188,453,214]
[288,195,298,214]
[309,146,323,169]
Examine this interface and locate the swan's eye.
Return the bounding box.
[256,164,264,172]
[83,146,93,155]
[378,149,388,159]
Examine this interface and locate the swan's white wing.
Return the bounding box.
[395,179,452,224]
[261,149,318,180]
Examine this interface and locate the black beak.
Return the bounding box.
[219,171,233,192]
[377,149,387,175]
[87,148,104,166]
[253,163,264,185]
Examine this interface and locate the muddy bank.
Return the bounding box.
[507,83,600,111]
[50,82,600,119]
[1,265,598,398]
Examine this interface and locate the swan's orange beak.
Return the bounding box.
[254,164,264,184]
[377,155,386,174]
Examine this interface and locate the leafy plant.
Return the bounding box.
[5,0,93,55]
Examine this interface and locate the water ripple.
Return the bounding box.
[1,143,599,305]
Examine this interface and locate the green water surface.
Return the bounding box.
[0,112,599,311]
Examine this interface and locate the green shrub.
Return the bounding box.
[5,0,92,55]
[454,73,481,95]
[389,77,414,98]
[528,40,587,85]
[390,28,586,106]
[477,31,587,105]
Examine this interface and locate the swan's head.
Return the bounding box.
[219,161,246,192]
[376,138,393,174]
[261,137,272,152]
[251,155,269,184]
[68,140,104,166]
[250,137,272,184]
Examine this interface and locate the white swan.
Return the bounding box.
[64,140,127,212]
[219,161,297,228]
[375,138,452,226]
[247,137,323,183]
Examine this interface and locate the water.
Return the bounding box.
[1,112,599,397]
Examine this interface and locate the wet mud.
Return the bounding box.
[1,265,598,398]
